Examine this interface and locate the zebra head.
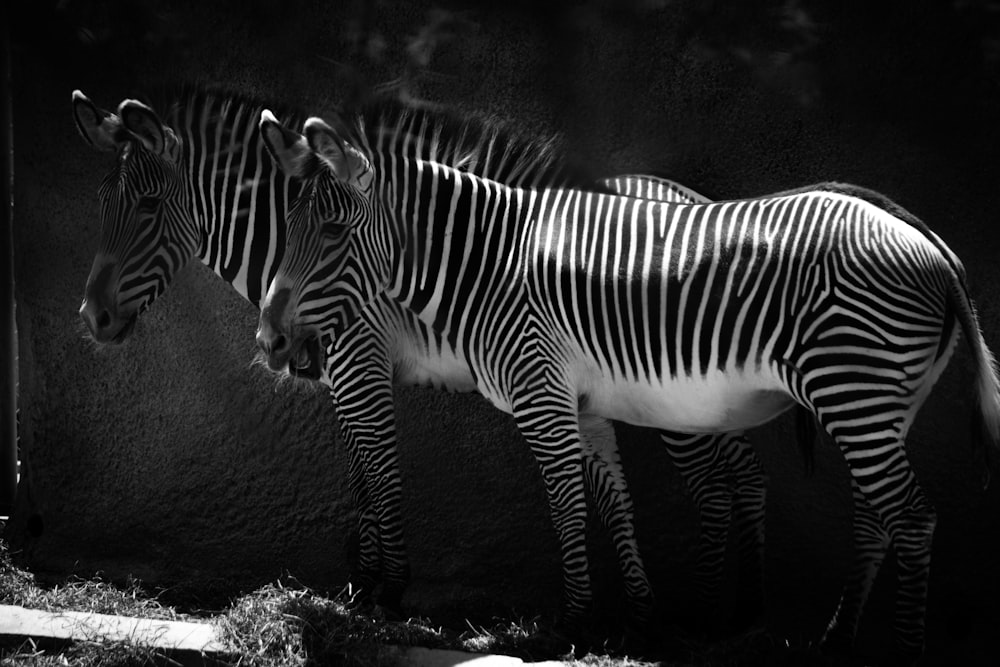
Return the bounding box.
[255,110,380,378]
[73,90,195,344]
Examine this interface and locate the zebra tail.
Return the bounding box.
[950,278,1000,487]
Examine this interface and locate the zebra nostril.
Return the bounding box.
[96,310,111,330]
[272,333,288,355]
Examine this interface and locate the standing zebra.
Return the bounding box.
[255,108,1000,662]
[71,88,767,631]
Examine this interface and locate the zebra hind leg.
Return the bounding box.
[828,433,936,665]
[658,431,733,635]
[578,414,654,644]
[821,478,890,656]
[721,432,768,634]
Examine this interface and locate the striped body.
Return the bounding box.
[257,108,1000,662]
[388,175,953,442]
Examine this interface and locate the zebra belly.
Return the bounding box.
[576,366,796,433]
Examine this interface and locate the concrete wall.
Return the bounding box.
[6,0,1000,659]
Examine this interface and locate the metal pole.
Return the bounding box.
[0,3,19,516]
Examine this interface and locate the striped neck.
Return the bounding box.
[378,156,536,342]
[167,89,304,308]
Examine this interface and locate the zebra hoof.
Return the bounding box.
[625,592,655,629]
[551,614,596,658]
[671,607,715,643]
[887,643,923,667]
[818,626,855,662]
[378,586,403,607]
[726,599,766,636]
[611,624,656,660]
[650,623,702,660]
[369,602,404,623]
[343,576,379,611]
[516,624,577,660]
[375,603,404,622]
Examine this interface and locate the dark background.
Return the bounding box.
[5,0,1000,663]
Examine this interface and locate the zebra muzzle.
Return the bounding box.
[288,335,322,381]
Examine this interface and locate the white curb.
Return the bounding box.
[0,604,571,665]
[0,603,225,653]
[382,645,567,666]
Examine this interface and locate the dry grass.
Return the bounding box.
[0,540,181,666]
[1,637,165,667]
[0,542,179,623]
[0,538,829,666]
[216,583,679,666]
[218,582,454,666]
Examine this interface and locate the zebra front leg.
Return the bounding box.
[513,395,594,643]
[578,414,654,631]
[337,410,383,603]
[658,430,733,632]
[720,432,767,632]
[331,356,411,616]
[821,478,890,654]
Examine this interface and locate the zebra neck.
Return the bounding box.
[173,97,295,310]
[383,163,532,348]
[192,176,290,310]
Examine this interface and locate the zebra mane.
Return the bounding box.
[340,95,609,192]
[171,84,308,129]
[114,84,315,188]
[172,85,313,161]
[135,86,603,193]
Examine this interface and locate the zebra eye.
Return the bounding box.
[136,196,161,217]
[320,220,350,238]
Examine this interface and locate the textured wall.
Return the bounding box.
[6,0,1000,660]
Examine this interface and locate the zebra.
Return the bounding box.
[70,87,767,631]
[254,107,1000,662]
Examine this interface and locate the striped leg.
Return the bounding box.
[822,478,890,651]
[721,432,767,630]
[578,414,654,625]
[512,386,593,632]
[336,409,384,597]
[329,345,411,612]
[659,431,733,623]
[825,431,936,662]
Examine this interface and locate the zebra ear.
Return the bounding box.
[118,99,180,162]
[260,109,315,180]
[304,117,373,191]
[72,90,124,152]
